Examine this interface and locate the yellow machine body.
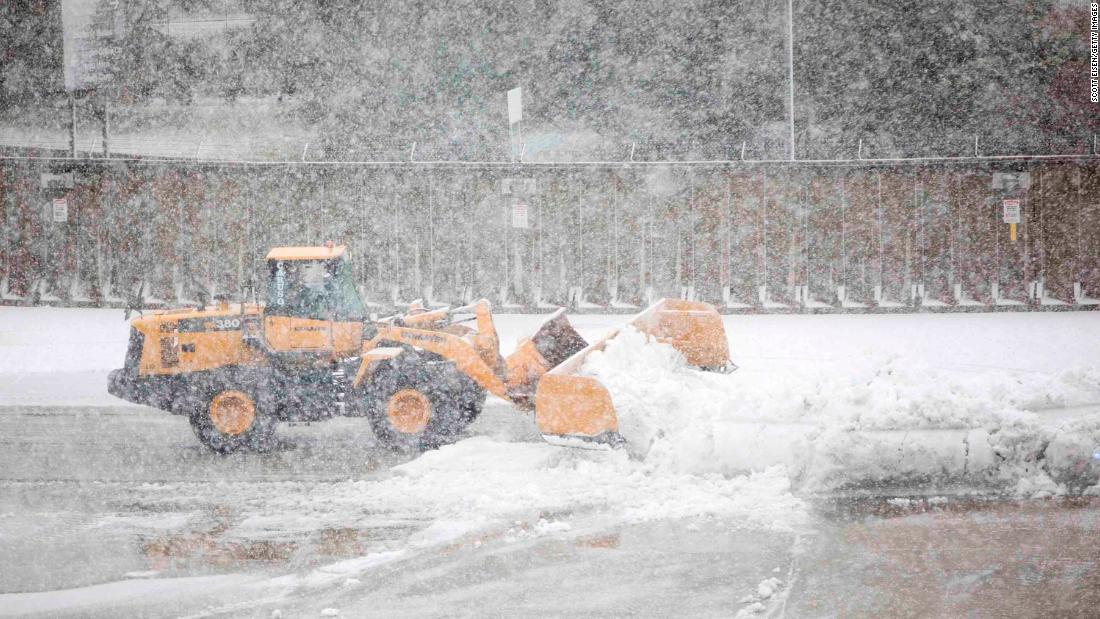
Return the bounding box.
[128,304,266,376]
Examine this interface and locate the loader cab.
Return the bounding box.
[262,245,366,356]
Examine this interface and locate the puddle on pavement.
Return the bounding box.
[135,503,420,577]
[788,495,1100,617]
[575,533,621,549]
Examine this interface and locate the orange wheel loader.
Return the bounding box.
[107,245,734,454]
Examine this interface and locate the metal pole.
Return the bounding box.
[994,177,1001,297]
[839,173,847,294]
[101,98,110,158]
[1037,167,1045,292]
[360,172,367,290]
[786,0,796,161]
[537,194,543,299]
[1077,166,1085,290]
[762,171,769,291]
[951,174,959,291]
[69,95,77,158]
[502,187,509,298]
[428,174,434,295]
[319,174,326,242]
[577,194,583,296]
[877,172,885,296]
[803,179,809,298]
[392,181,401,298]
[918,176,925,292]
[607,189,613,295]
[725,174,732,294]
[639,207,647,298]
[689,171,697,292]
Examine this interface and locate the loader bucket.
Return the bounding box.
[504,308,590,408]
[533,299,731,448]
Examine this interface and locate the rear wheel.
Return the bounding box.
[190,382,276,454]
[363,354,484,452]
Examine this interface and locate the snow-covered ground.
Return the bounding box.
[1,306,1099,616]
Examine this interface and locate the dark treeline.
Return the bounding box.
[1,0,1096,159]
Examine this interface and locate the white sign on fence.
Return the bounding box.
[51,197,69,223]
[1002,199,1021,224]
[992,172,1031,192]
[512,201,529,229]
[40,172,75,189]
[507,87,523,125]
[501,178,536,195]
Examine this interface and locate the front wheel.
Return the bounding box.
[190,383,276,454]
[362,355,484,452]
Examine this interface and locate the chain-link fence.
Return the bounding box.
[2,155,1098,312]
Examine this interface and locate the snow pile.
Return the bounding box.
[225,438,807,542]
[391,439,805,527]
[580,327,1100,494]
[0,308,129,374]
[175,436,807,568]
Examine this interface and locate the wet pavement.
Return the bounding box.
[789,496,1100,617]
[0,402,412,595]
[2,401,1099,617]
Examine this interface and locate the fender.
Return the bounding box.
[352,346,405,388]
[365,325,510,398]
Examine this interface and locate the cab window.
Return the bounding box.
[266,258,366,321]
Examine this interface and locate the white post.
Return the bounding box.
[577,197,583,298]
[428,175,434,298]
[639,212,647,300]
[761,172,769,297]
[839,174,847,298]
[725,175,732,295]
[537,197,543,301]
[877,172,885,299]
[689,171,697,292]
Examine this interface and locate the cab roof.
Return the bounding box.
[265,245,347,261]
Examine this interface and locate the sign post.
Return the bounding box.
[507,87,522,161]
[61,0,120,158]
[1002,199,1021,242]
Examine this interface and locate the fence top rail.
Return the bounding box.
[1,152,1098,169]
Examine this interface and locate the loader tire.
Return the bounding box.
[363,355,484,452]
[190,378,276,454]
[462,388,487,424]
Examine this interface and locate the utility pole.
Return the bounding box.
[787,0,796,161]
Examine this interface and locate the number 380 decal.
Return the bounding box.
[213,318,242,330]
[180,316,244,333]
